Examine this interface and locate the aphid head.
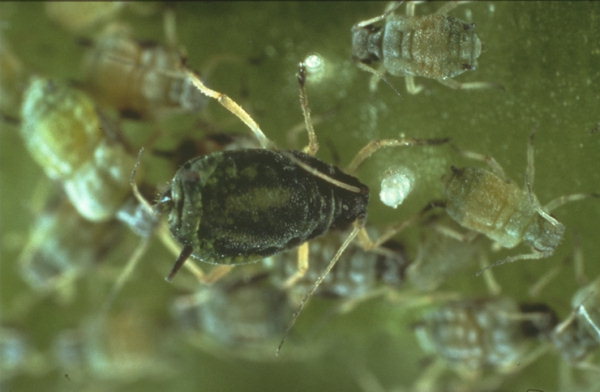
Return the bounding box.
[524,212,565,255]
[351,25,382,64]
[166,161,203,246]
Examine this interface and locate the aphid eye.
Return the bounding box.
[462,64,473,71]
[464,23,475,31]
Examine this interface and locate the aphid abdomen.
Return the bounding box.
[168,149,368,265]
[445,167,532,248]
[21,78,102,179]
[383,15,481,80]
[416,298,530,372]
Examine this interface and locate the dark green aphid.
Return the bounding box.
[161,148,369,280]
[127,61,447,354]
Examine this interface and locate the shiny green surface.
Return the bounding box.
[2,2,600,391]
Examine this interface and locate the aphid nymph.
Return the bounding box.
[444,132,598,273]
[352,0,499,94]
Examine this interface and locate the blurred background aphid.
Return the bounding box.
[352,0,497,94]
[19,77,151,228]
[52,309,171,383]
[551,276,600,366]
[266,229,409,308]
[45,2,126,33]
[170,273,295,360]
[0,326,47,383]
[81,19,205,119]
[18,197,120,304]
[414,296,558,384]
[0,33,26,118]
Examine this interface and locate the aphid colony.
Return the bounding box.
[3,2,599,391]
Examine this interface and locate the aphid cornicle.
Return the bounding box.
[352,0,497,94]
[444,132,598,272]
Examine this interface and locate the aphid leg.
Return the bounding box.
[479,254,501,296]
[433,1,472,16]
[102,236,151,313]
[277,220,363,356]
[451,144,506,178]
[354,62,403,96]
[283,242,309,288]
[437,78,505,92]
[351,1,405,31]
[405,75,423,95]
[203,265,234,284]
[476,251,545,276]
[543,193,600,214]
[406,0,426,18]
[528,263,562,298]
[346,137,449,174]
[297,62,319,156]
[183,68,275,149]
[129,148,155,216]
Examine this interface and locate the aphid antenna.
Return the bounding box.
[355,62,403,98]
[345,137,449,174]
[129,147,156,216]
[475,251,547,277]
[276,220,364,356]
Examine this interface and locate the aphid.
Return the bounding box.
[266,229,409,306]
[352,0,497,94]
[19,77,156,235]
[18,196,120,303]
[405,215,484,292]
[81,17,205,119]
[45,2,127,33]
[444,132,598,273]
[52,310,169,382]
[170,272,295,359]
[0,33,26,117]
[131,60,447,353]
[414,296,558,379]
[551,276,600,366]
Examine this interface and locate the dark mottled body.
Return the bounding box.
[165,149,369,265]
[352,12,481,80]
[415,298,557,373]
[268,232,408,300]
[551,277,600,363]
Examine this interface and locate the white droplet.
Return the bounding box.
[379,167,414,209]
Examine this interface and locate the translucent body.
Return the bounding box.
[163,149,369,265]
[83,24,205,118]
[20,77,135,221]
[445,166,564,253]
